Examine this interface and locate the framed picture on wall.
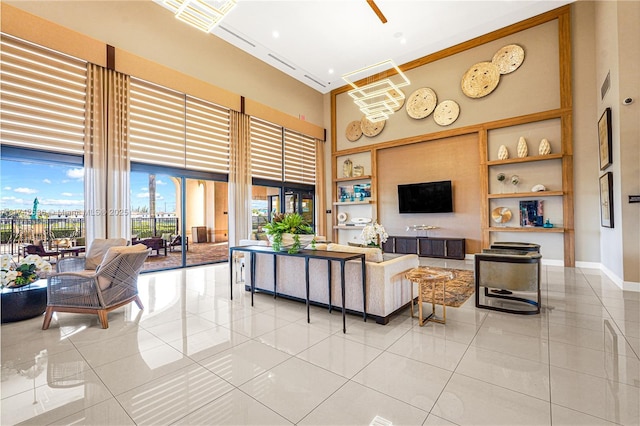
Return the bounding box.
[599,172,614,228]
[598,107,612,170]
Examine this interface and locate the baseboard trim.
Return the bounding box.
[600,263,640,292]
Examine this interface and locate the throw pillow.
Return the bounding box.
[85,238,127,270]
[97,244,148,290]
[327,243,383,263]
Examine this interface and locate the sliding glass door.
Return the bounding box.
[131,164,228,271]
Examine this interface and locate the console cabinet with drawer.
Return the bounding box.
[382,236,466,260]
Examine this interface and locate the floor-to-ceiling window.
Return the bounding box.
[131,164,229,271]
[0,147,85,255]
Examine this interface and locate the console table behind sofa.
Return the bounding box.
[235,243,419,325]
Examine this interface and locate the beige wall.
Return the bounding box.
[335,20,560,151]
[591,0,640,285]
[376,134,482,254]
[571,1,600,264]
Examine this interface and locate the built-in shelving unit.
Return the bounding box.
[480,113,574,266]
[332,151,376,243]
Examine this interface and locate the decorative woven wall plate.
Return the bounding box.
[388,88,405,111]
[406,87,437,119]
[360,116,385,137]
[492,44,525,74]
[346,120,363,142]
[433,100,460,126]
[461,62,500,98]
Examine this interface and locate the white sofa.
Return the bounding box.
[245,243,419,324]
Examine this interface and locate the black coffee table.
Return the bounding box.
[1,279,47,323]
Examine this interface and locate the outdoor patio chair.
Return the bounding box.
[168,235,188,252]
[25,241,60,261]
[42,245,150,329]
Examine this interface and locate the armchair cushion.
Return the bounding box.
[85,238,127,270]
[97,244,148,290]
[327,243,383,263]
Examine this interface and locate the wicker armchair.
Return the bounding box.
[42,246,150,329]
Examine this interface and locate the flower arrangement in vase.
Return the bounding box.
[263,212,315,254]
[0,254,52,288]
[360,222,389,248]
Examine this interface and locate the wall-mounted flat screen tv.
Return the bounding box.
[398,180,453,213]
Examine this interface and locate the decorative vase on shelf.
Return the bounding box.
[517,136,528,158]
[342,159,353,178]
[511,174,520,193]
[498,145,509,160]
[539,138,551,155]
[496,173,506,194]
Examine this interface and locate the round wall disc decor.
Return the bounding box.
[360,116,385,137]
[461,62,500,98]
[491,44,525,74]
[387,88,405,111]
[345,120,363,142]
[405,87,437,119]
[491,207,512,224]
[433,100,460,126]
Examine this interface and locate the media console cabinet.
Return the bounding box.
[382,236,465,260]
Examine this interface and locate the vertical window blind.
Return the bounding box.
[130,78,231,173]
[0,33,87,155]
[284,129,316,185]
[250,117,283,181]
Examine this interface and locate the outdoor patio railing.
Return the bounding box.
[0,217,179,254]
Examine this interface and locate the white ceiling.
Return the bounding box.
[156,0,573,94]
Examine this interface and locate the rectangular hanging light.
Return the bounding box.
[342,60,410,122]
[160,0,237,33]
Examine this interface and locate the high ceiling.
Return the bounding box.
[156,0,573,94]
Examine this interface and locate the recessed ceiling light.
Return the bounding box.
[400,38,407,45]
[328,68,334,74]
[272,30,279,38]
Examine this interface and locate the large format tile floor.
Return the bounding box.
[1,258,639,425]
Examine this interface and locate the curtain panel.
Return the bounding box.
[84,64,131,242]
[228,111,252,247]
[315,139,326,237]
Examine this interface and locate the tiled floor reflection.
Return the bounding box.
[1,260,639,425]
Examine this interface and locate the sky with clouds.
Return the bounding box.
[1,159,177,213]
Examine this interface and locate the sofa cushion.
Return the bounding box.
[326,243,383,263]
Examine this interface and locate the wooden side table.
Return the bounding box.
[405,267,454,325]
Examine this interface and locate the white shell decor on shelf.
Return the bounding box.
[517,136,528,158]
[539,138,551,155]
[337,212,348,224]
[497,144,509,160]
[531,184,547,192]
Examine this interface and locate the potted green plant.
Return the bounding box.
[263,213,315,253]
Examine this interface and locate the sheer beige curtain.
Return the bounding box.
[84,64,131,242]
[315,139,326,237]
[228,110,252,247]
